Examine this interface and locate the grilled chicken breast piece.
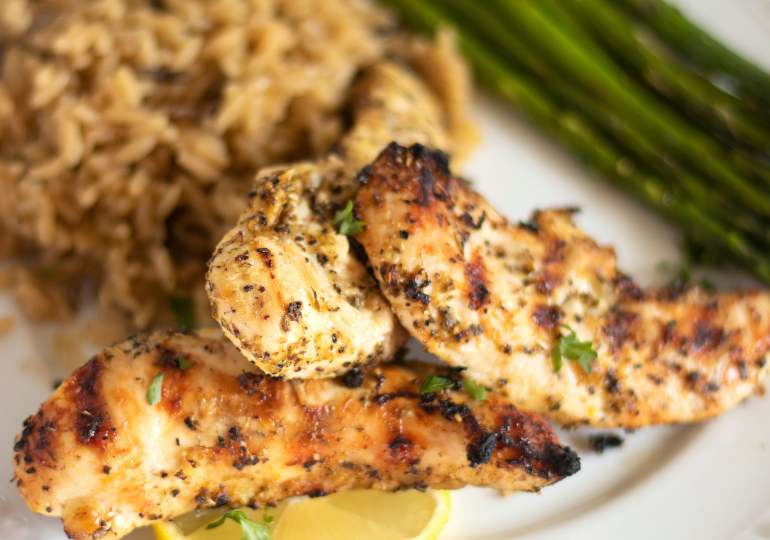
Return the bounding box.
[354,143,770,429]
[12,329,579,540]
[206,61,450,378]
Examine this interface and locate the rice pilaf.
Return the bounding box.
[0,0,475,328]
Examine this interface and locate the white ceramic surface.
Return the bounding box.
[2,1,770,539]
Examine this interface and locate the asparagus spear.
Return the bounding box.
[525,0,770,193]
[540,0,770,187]
[472,36,770,282]
[549,0,770,154]
[482,0,770,216]
[380,0,770,283]
[542,79,770,243]
[616,0,770,107]
[427,0,770,205]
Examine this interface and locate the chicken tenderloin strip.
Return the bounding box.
[206,61,451,378]
[354,143,770,429]
[12,330,579,540]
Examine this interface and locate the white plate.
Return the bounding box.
[2,1,770,539]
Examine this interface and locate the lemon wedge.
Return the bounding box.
[154,489,451,540]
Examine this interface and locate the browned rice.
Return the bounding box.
[0,0,476,329]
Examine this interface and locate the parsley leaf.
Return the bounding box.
[206,509,273,540]
[698,279,716,292]
[419,374,455,393]
[420,374,488,401]
[656,261,715,291]
[680,235,721,267]
[169,294,196,329]
[38,266,64,281]
[177,356,193,370]
[147,371,164,406]
[550,347,563,373]
[262,513,274,524]
[463,379,487,401]
[333,200,365,236]
[551,325,597,374]
[655,261,691,283]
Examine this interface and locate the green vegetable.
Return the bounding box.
[551,325,597,374]
[462,379,487,401]
[550,0,770,153]
[380,0,770,286]
[485,0,770,216]
[419,374,455,393]
[206,509,273,540]
[169,294,196,330]
[656,261,715,291]
[420,373,487,400]
[616,0,770,107]
[147,371,164,406]
[38,266,64,281]
[177,356,193,370]
[655,261,692,284]
[680,236,722,267]
[334,200,365,235]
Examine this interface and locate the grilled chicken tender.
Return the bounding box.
[206,61,450,378]
[354,143,770,428]
[12,330,579,540]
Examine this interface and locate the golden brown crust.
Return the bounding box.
[206,162,408,378]
[206,61,449,378]
[355,143,770,428]
[12,329,578,540]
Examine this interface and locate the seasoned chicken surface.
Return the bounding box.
[355,143,770,428]
[207,61,450,378]
[12,329,579,540]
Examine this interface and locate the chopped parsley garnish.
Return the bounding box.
[169,294,196,329]
[463,379,487,401]
[419,374,487,401]
[333,200,365,235]
[656,261,691,283]
[262,513,274,524]
[551,324,597,374]
[419,374,455,393]
[206,509,273,540]
[680,235,721,267]
[147,371,164,406]
[38,266,64,281]
[656,261,715,291]
[177,356,193,370]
